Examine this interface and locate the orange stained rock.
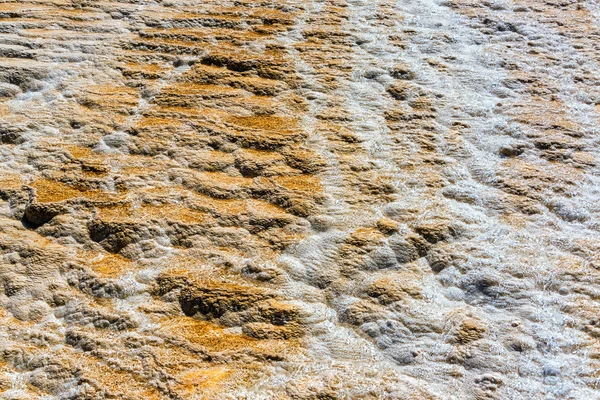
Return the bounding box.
[274,174,322,193]
[30,178,123,203]
[63,143,91,158]
[237,147,285,162]
[0,174,24,190]
[200,171,254,187]
[197,196,261,217]
[133,116,184,129]
[46,9,107,19]
[97,203,207,224]
[347,228,387,247]
[234,95,288,113]
[81,84,140,112]
[178,366,233,395]
[158,257,255,283]
[140,27,257,40]
[0,3,50,12]
[157,316,300,356]
[134,188,250,217]
[159,256,233,277]
[247,198,291,216]
[225,75,288,91]
[508,104,580,133]
[229,115,298,131]
[84,84,138,97]
[0,103,10,117]
[161,82,244,98]
[132,35,214,50]
[123,62,168,73]
[120,62,171,80]
[85,252,139,278]
[147,105,229,121]
[158,317,258,351]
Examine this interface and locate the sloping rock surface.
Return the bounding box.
[1,0,600,399]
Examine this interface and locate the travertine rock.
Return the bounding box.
[1,0,600,398]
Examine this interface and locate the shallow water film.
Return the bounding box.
[0,0,599,399]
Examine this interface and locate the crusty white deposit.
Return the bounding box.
[0,0,599,399]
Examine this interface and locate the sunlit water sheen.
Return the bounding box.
[0,0,599,398]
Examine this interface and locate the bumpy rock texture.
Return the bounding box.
[0,0,599,398]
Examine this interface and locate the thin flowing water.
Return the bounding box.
[0,0,599,399]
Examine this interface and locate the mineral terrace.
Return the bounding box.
[0,0,599,399]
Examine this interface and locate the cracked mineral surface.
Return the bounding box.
[0,0,600,399]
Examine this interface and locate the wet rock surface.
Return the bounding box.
[0,0,600,398]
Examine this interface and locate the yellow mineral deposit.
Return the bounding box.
[0,0,599,398]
